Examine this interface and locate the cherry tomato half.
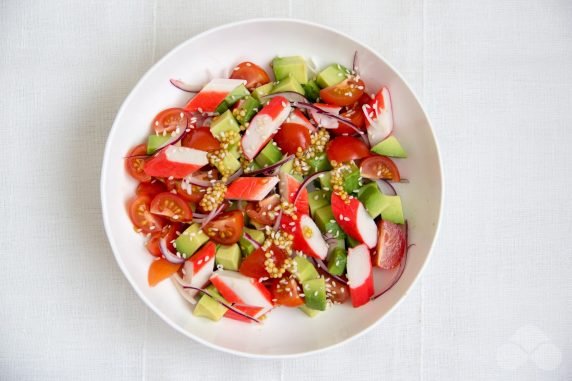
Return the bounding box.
[128,195,165,234]
[326,136,370,163]
[136,181,168,199]
[245,194,280,226]
[150,192,193,222]
[360,155,401,182]
[152,108,188,134]
[319,78,365,107]
[239,244,288,279]
[274,123,311,155]
[332,104,366,136]
[125,144,151,182]
[270,277,304,307]
[230,61,271,90]
[202,210,244,245]
[174,180,204,203]
[181,127,221,152]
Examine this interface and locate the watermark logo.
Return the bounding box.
[496,325,562,371]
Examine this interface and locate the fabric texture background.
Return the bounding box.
[1,0,571,379]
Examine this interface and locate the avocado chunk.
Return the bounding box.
[210,110,240,139]
[215,84,250,114]
[302,80,320,102]
[213,151,241,177]
[342,163,361,194]
[316,64,350,89]
[232,96,260,125]
[272,56,308,84]
[271,75,305,96]
[307,152,332,174]
[279,159,303,181]
[318,171,332,191]
[174,223,209,258]
[303,278,327,311]
[146,135,170,154]
[194,292,228,321]
[238,227,265,256]
[298,305,321,318]
[254,140,283,168]
[308,189,331,217]
[292,255,319,283]
[215,244,241,271]
[327,246,347,276]
[357,182,405,223]
[371,136,407,158]
[314,205,345,239]
[252,83,275,101]
[347,236,360,248]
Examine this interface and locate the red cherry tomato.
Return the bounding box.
[136,181,167,199]
[326,136,370,163]
[174,180,204,203]
[152,108,188,134]
[274,123,311,155]
[360,155,401,182]
[375,220,406,269]
[332,104,366,136]
[270,278,304,307]
[319,78,365,107]
[145,233,162,257]
[181,127,220,152]
[202,210,244,245]
[230,62,271,90]
[128,196,165,234]
[245,194,280,226]
[150,192,193,222]
[239,244,287,279]
[125,144,151,182]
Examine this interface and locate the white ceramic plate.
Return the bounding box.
[101,18,443,358]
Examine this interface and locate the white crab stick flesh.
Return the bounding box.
[331,192,377,249]
[292,214,328,260]
[363,87,393,146]
[347,244,374,308]
[179,242,216,303]
[144,145,208,178]
[209,270,274,318]
[241,96,291,160]
[183,78,246,113]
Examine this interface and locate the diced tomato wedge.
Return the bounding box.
[202,210,244,245]
[145,233,162,257]
[151,108,189,134]
[274,123,311,155]
[245,194,280,226]
[181,127,220,152]
[229,62,271,90]
[326,136,370,163]
[320,78,365,107]
[239,244,288,279]
[270,278,304,307]
[136,181,168,199]
[128,195,165,234]
[360,155,401,182]
[126,144,151,182]
[150,192,193,222]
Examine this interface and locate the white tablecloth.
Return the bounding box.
[1,0,571,379]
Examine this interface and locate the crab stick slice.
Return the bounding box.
[183,78,246,113]
[241,96,291,160]
[278,171,309,214]
[180,242,216,302]
[288,109,316,132]
[291,214,328,260]
[309,103,342,130]
[144,145,208,179]
[225,176,279,201]
[347,244,374,308]
[331,192,377,249]
[363,87,393,146]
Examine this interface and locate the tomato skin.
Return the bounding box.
[181,127,221,152]
[317,268,350,304]
[150,192,193,222]
[136,181,168,199]
[239,244,287,279]
[148,258,181,287]
[274,123,311,155]
[374,220,406,269]
[174,180,204,203]
[326,136,370,163]
[319,78,365,107]
[152,108,188,134]
[128,196,165,234]
[230,61,271,90]
[270,278,304,307]
[202,210,244,244]
[245,194,280,226]
[332,104,366,136]
[145,233,162,257]
[126,144,151,182]
[360,155,401,182]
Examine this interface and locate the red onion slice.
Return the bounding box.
[293,170,327,205]
[124,154,150,159]
[170,79,201,93]
[159,237,185,264]
[313,258,348,285]
[371,221,409,300]
[200,202,227,228]
[261,92,308,104]
[182,174,212,188]
[273,210,284,231]
[375,179,398,196]
[293,102,364,135]
[244,155,294,176]
[225,168,244,185]
[243,232,262,250]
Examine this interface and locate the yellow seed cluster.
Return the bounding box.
[261,227,295,278]
[198,181,227,211]
[331,162,351,203]
[217,130,240,148]
[240,156,254,172]
[207,150,234,177]
[292,128,330,176]
[232,108,249,125]
[279,200,298,220]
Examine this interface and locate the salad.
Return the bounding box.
[124,54,410,323]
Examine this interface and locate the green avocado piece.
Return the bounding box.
[308,189,331,217]
[194,292,227,321]
[238,227,265,256]
[233,96,260,125]
[213,151,241,177]
[379,194,405,224]
[316,64,350,89]
[298,305,321,318]
[343,163,362,194]
[303,278,327,311]
[146,135,171,154]
[347,236,361,248]
[314,205,345,239]
[215,244,241,271]
[371,136,407,158]
[252,82,275,101]
[210,110,240,139]
[174,224,209,258]
[279,160,303,181]
[327,246,347,276]
[318,172,332,191]
[254,140,283,168]
[302,80,320,102]
[357,182,404,223]
[272,56,308,84]
[215,84,250,114]
[293,255,319,283]
[307,152,332,174]
[271,75,305,96]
